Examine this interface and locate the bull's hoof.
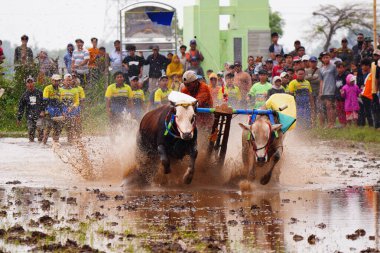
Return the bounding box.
[183,168,194,184]
[162,160,171,174]
[260,173,272,185]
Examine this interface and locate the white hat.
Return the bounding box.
[64,73,72,79]
[301,55,310,61]
[182,71,198,84]
[350,75,356,83]
[272,76,282,84]
[51,74,62,80]
[168,91,197,105]
[280,72,289,78]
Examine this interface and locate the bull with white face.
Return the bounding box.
[238,116,283,185]
[125,92,198,186]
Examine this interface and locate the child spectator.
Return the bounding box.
[130,76,145,120]
[247,70,272,109]
[217,73,241,107]
[208,73,219,103]
[335,62,348,127]
[341,74,361,125]
[268,76,285,97]
[154,75,172,105]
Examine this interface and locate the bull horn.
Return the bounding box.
[238,123,251,131]
[272,124,282,131]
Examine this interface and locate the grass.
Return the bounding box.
[310,126,380,143]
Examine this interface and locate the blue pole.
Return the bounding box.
[197,107,273,115]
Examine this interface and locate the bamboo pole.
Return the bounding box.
[372,0,377,92]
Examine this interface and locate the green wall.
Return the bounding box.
[184,0,270,73]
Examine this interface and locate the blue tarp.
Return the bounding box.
[146,11,174,26]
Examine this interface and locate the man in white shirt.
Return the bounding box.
[109,40,128,80]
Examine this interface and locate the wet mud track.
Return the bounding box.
[0,136,379,252]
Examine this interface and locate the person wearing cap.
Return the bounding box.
[268,32,284,61]
[122,44,144,85]
[64,44,74,74]
[17,76,44,142]
[280,72,291,92]
[305,56,321,123]
[186,56,205,77]
[267,76,285,97]
[233,60,251,102]
[14,34,33,66]
[293,56,302,71]
[71,39,90,88]
[166,54,184,90]
[217,72,241,107]
[154,75,172,106]
[109,40,128,79]
[42,74,64,144]
[59,74,80,143]
[181,70,213,129]
[340,74,361,125]
[319,51,337,128]
[247,70,271,109]
[288,68,314,128]
[129,76,145,120]
[105,71,133,127]
[337,38,354,66]
[142,45,169,93]
[361,37,374,61]
[289,40,301,57]
[185,39,204,64]
[301,55,310,69]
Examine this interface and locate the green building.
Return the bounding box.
[183,0,270,73]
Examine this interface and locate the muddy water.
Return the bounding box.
[0,132,380,252]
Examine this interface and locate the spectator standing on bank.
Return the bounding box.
[268,32,284,60]
[341,74,361,125]
[14,35,33,66]
[352,33,365,65]
[337,38,354,66]
[122,44,144,84]
[143,45,168,93]
[109,40,128,79]
[185,39,204,65]
[319,51,337,128]
[305,56,320,124]
[71,39,90,88]
[64,43,74,74]
[233,60,251,104]
[289,40,302,57]
[88,37,100,84]
[178,45,188,70]
[166,54,184,89]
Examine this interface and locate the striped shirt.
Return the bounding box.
[72,49,90,74]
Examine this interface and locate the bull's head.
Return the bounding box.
[239,119,282,165]
[168,91,198,141]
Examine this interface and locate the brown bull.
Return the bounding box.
[238,115,283,185]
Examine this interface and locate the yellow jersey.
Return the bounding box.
[154,88,172,103]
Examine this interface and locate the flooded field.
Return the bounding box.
[0,131,379,252]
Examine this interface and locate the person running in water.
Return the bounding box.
[17,76,44,142]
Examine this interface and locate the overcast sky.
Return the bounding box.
[0,0,375,53]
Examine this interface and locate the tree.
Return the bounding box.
[269,9,285,36]
[310,3,372,51]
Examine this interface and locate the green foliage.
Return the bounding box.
[269,9,284,36]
